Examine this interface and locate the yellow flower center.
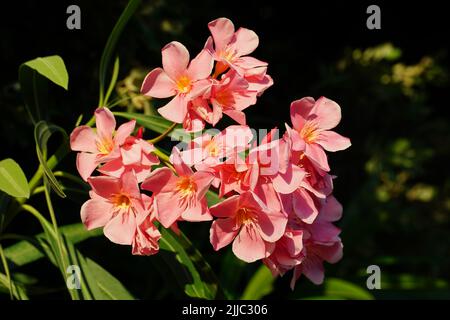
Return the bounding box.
[176,75,192,94]
[300,122,319,144]
[236,207,254,225]
[205,141,219,157]
[96,138,114,155]
[112,193,131,209]
[219,48,237,63]
[176,176,197,200]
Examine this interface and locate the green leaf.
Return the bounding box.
[99,0,141,106]
[104,57,120,106]
[159,228,224,299]
[0,159,30,198]
[324,278,374,300]
[241,265,275,300]
[4,223,102,268]
[20,56,68,90]
[206,190,221,206]
[34,121,68,198]
[0,273,29,300]
[84,258,134,300]
[19,55,69,123]
[114,112,191,142]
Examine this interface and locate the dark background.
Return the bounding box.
[1,0,449,299]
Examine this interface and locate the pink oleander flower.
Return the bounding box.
[132,199,161,256]
[141,41,213,125]
[98,128,160,183]
[216,151,259,197]
[81,171,160,254]
[244,66,273,96]
[70,107,136,181]
[289,195,343,287]
[263,228,305,276]
[209,191,287,263]
[178,125,253,168]
[247,130,305,195]
[141,148,214,228]
[288,96,351,172]
[205,17,267,76]
[207,71,258,126]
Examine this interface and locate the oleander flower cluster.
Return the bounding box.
[70,17,351,288]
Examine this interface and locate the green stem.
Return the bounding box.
[21,204,78,300]
[148,122,177,145]
[53,171,87,187]
[0,244,13,300]
[43,181,68,272]
[32,186,86,197]
[22,143,70,204]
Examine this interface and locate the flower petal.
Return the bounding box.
[232,27,259,56]
[141,68,176,98]
[154,192,183,228]
[320,195,343,222]
[310,96,341,130]
[76,152,98,181]
[88,175,121,199]
[304,143,330,172]
[232,225,267,262]
[80,198,113,230]
[208,18,235,52]
[293,189,318,224]
[181,199,212,222]
[210,218,238,251]
[70,126,97,153]
[158,94,188,124]
[315,130,351,152]
[301,255,325,285]
[141,167,177,194]
[103,212,137,245]
[209,194,239,218]
[271,164,305,194]
[162,41,190,79]
[95,107,116,140]
[290,97,315,131]
[187,49,214,81]
[114,120,136,146]
[258,209,287,242]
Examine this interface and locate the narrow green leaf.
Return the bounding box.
[0,159,30,198]
[324,278,374,300]
[4,223,102,268]
[99,0,141,105]
[34,121,68,198]
[84,258,134,300]
[241,265,275,300]
[104,57,120,106]
[159,228,224,299]
[0,273,29,300]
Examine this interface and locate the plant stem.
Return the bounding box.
[148,122,177,145]
[152,147,176,172]
[53,171,87,187]
[0,244,13,300]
